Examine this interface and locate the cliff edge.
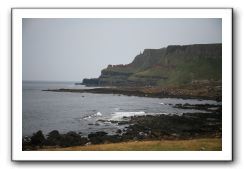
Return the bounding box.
[82,43,222,87]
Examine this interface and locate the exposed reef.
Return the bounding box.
[44,82,222,101]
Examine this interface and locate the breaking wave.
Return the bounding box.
[110,111,146,121]
[83,112,102,120]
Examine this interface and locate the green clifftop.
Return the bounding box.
[82,43,222,87]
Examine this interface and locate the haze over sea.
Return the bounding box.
[22,81,220,137]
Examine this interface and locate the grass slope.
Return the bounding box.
[96,44,222,87]
[40,138,221,151]
[158,57,222,86]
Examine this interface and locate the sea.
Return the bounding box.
[22,81,221,137]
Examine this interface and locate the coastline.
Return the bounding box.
[23,109,222,151]
[22,84,222,151]
[43,85,222,101]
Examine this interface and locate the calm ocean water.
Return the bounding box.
[22,81,220,137]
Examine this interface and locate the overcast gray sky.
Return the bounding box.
[23,18,222,82]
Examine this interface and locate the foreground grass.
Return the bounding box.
[40,138,221,151]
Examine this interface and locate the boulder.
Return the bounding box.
[30,130,46,147]
[88,131,108,144]
[60,131,88,147]
[45,130,62,146]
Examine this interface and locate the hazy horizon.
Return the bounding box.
[23,18,222,82]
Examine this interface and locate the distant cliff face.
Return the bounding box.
[82,43,222,87]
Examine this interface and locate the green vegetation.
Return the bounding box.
[134,66,169,78]
[158,57,222,86]
[83,43,222,87]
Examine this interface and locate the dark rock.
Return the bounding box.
[109,120,119,124]
[121,111,222,141]
[103,135,122,143]
[60,131,88,147]
[22,136,32,150]
[137,132,148,140]
[116,129,122,134]
[87,131,121,144]
[118,121,129,125]
[30,130,46,147]
[23,136,31,143]
[88,131,108,144]
[82,78,100,86]
[45,130,62,146]
[174,103,222,113]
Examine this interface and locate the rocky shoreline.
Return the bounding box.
[43,84,222,101]
[23,104,221,150]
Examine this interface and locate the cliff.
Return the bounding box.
[82,43,222,87]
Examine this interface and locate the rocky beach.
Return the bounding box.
[43,81,221,101]
[23,102,221,151]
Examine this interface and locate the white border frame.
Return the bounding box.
[12,8,232,161]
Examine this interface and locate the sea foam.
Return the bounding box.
[96,112,102,116]
[83,112,102,120]
[110,111,145,121]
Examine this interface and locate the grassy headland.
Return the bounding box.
[82,44,222,87]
